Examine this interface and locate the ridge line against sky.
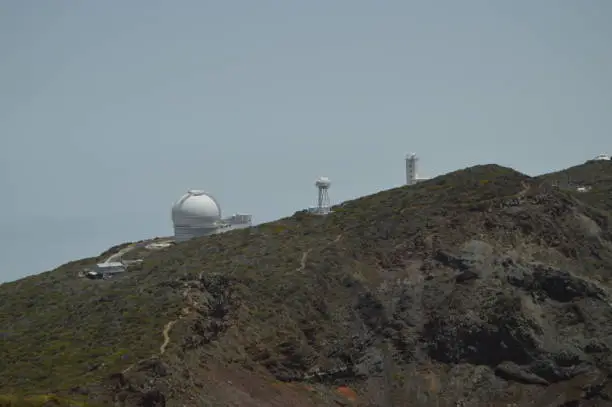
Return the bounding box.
[1,0,610,282]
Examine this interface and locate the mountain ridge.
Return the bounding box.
[2,161,612,406]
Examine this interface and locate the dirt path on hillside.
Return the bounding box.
[518,181,531,197]
[157,283,200,353]
[122,284,196,374]
[124,234,344,374]
[104,244,136,264]
[160,320,177,354]
[296,249,312,272]
[296,234,342,273]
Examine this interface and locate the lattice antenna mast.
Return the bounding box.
[315,177,331,214]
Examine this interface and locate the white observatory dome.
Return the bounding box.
[171,190,222,241]
[172,190,221,225]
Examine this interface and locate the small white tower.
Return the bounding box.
[405,153,418,185]
[315,176,331,215]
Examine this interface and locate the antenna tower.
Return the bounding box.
[315,177,331,215]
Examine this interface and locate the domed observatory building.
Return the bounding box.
[171,189,252,242]
[171,190,221,241]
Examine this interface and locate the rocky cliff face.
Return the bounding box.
[3,163,612,406]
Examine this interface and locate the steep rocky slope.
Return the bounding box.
[1,162,612,406]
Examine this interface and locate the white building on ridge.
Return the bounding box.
[405,153,429,185]
[589,154,611,161]
[95,262,125,274]
[171,190,252,242]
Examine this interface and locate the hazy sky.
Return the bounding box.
[1,1,611,282]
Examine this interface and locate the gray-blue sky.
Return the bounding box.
[1,1,610,282]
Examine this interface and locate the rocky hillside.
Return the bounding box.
[2,162,612,406]
[537,159,612,213]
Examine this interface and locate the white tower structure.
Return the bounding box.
[405,153,429,185]
[171,190,222,242]
[406,153,418,185]
[314,176,331,215]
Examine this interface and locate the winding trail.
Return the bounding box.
[123,233,344,375]
[104,244,136,264]
[296,234,342,273]
[122,283,197,374]
[296,249,312,272]
[160,320,177,354]
[157,284,199,354]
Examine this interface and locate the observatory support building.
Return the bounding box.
[589,154,611,162]
[171,190,252,242]
[405,153,428,185]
